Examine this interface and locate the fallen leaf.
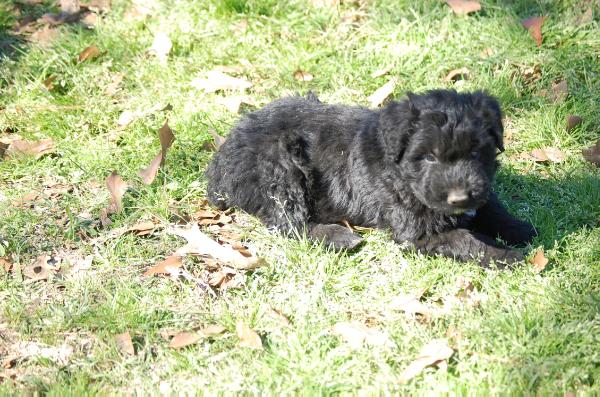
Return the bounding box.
[168,332,201,349]
[148,31,172,62]
[1,258,12,272]
[60,0,80,14]
[199,324,226,337]
[43,75,56,90]
[479,48,495,58]
[4,138,55,159]
[529,147,565,163]
[445,0,481,15]
[390,294,434,319]
[191,70,253,93]
[78,45,101,62]
[521,16,545,47]
[293,70,314,82]
[143,256,182,276]
[168,224,265,270]
[367,79,396,108]
[566,115,582,132]
[127,221,157,236]
[138,153,162,184]
[80,12,98,27]
[16,341,73,365]
[399,339,454,384]
[23,255,59,281]
[445,67,469,82]
[332,321,392,349]
[158,121,175,165]
[548,80,568,103]
[529,249,549,272]
[81,0,112,13]
[123,0,155,21]
[105,171,128,213]
[582,139,600,167]
[209,129,226,150]
[29,26,59,45]
[105,73,124,96]
[114,332,135,355]
[215,96,255,113]
[371,66,392,78]
[576,8,593,26]
[236,320,263,349]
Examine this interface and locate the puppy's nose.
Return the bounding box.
[447,189,470,207]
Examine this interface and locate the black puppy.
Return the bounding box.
[206,90,537,266]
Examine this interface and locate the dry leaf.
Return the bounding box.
[105,73,124,96]
[576,8,593,26]
[566,115,582,132]
[23,255,59,281]
[236,320,263,349]
[148,31,172,62]
[293,70,314,82]
[529,249,549,272]
[331,321,392,349]
[445,67,469,82]
[445,0,481,15]
[158,121,175,164]
[30,26,59,45]
[547,80,568,103]
[78,45,101,62]
[521,16,545,47]
[399,339,454,384]
[138,153,162,184]
[367,79,396,108]
[4,138,54,159]
[582,139,600,167]
[127,221,156,236]
[371,66,392,78]
[80,12,98,27]
[169,224,265,270]
[168,332,201,349]
[215,96,255,113]
[1,258,12,272]
[143,256,182,276]
[105,171,128,213]
[529,147,565,163]
[60,0,80,14]
[114,332,135,355]
[191,70,253,93]
[390,294,434,318]
[209,129,226,150]
[123,0,155,21]
[199,324,226,337]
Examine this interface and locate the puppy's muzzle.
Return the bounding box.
[446,188,471,207]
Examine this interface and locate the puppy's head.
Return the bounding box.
[379,90,504,215]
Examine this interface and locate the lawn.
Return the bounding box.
[1,0,600,394]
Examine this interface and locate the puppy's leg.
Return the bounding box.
[412,229,523,267]
[308,223,363,250]
[471,192,537,246]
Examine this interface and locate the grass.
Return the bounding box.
[1,0,600,394]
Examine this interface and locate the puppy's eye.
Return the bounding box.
[470,151,480,160]
[423,154,437,163]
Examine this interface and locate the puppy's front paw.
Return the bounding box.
[309,224,363,251]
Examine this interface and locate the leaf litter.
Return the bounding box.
[236,320,263,349]
[399,339,454,384]
[367,79,396,107]
[138,121,175,184]
[529,249,549,273]
[521,16,545,47]
[582,139,600,167]
[191,70,253,93]
[445,0,481,16]
[331,321,393,349]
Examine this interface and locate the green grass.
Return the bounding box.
[1,0,600,394]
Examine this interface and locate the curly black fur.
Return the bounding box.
[206,89,537,266]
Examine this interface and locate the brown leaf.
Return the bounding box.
[293,70,314,82]
[143,256,182,276]
[1,258,13,272]
[81,0,112,13]
[168,224,266,270]
[105,171,128,213]
[445,67,469,82]
[29,26,59,45]
[199,324,226,337]
[529,249,549,272]
[399,339,454,384]
[576,8,593,26]
[582,139,600,167]
[123,0,155,21]
[127,221,157,236]
[521,16,545,47]
[529,147,565,163]
[445,0,481,15]
[389,291,436,320]
[114,332,135,355]
[236,320,263,349]
[138,153,162,184]
[78,45,101,62]
[371,66,392,79]
[23,255,59,281]
[168,332,201,349]
[566,115,582,132]
[81,12,98,27]
[547,80,569,103]
[105,73,124,96]
[148,31,172,62]
[158,121,175,165]
[367,79,396,108]
[215,96,256,114]
[5,138,55,159]
[60,0,80,14]
[191,70,253,93]
[209,129,226,150]
[331,321,393,349]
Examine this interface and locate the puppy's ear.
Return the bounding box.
[379,99,418,163]
[474,92,504,152]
